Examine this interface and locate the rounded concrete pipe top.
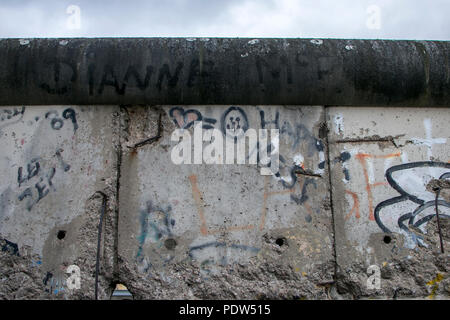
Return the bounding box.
[0,38,448,106]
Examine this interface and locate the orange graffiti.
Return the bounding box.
[354,152,401,220]
[259,176,296,230]
[260,175,317,230]
[188,174,208,235]
[190,172,318,234]
[303,201,314,216]
[344,190,360,219]
[189,174,255,235]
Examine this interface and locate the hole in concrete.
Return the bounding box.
[57,230,66,240]
[383,235,392,244]
[275,238,286,246]
[164,238,177,250]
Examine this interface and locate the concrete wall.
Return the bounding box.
[118,105,333,299]
[0,105,119,299]
[0,38,448,300]
[1,104,448,299]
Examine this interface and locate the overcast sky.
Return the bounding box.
[0,0,448,40]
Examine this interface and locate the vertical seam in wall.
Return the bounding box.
[324,106,338,283]
[113,107,124,282]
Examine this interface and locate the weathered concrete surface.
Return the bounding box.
[328,107,450,299]
[118,105,334,299]
[0,38,448,107]
[0,105,119,299]
[1,104,449,300]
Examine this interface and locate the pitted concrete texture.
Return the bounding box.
[0,105,119,299]
[328,107,450,299]
[118,105,334,299]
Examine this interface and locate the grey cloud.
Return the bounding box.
[0,0,448,40]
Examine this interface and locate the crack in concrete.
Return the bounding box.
[324,107,339,288]
[333,134,405,148]
[112,107,125,284]
[294,168,323,178]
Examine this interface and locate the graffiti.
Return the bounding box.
[259,175,317,230]
[168,107,326,226]
[135,202,176,274]
[0,107,25,133]
[42,271,66,295]
[188,175,208,236]
[263,109,324,158]
[258,108,325,190]
[135,202,260,276]
[155,106,327,270]
[96,65,152,95]
[90,62,185,95]
[281,122,324,158]
[410,118,446,160]
[354,152,401,221]
[94,62,183,95]
[0,107,25,123]
[156,63,184,91]
[374,161,450,247]
[334,151,360,220]
[1,107,77,136]
[427,273,444,299]
[221,106,249,140]
[136,201,176,259]
[42,55,281,96]
[43,272,53,286]
[45,108,78,133]
[334,151,351,183]
[290,178,317,205]
[255,55,292,85]
[39,60,77,95]
[345,190,360,220]
[168,106,324,188]
[17,158,41,187]
[186,58,215,87]
[188,174,255,234]
[169,107,216,130]
[56,148,71,172]
[28,50,351,97]
[189,241,260,275]
[17,150,71,211]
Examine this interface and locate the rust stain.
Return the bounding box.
[130,148,138,157]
